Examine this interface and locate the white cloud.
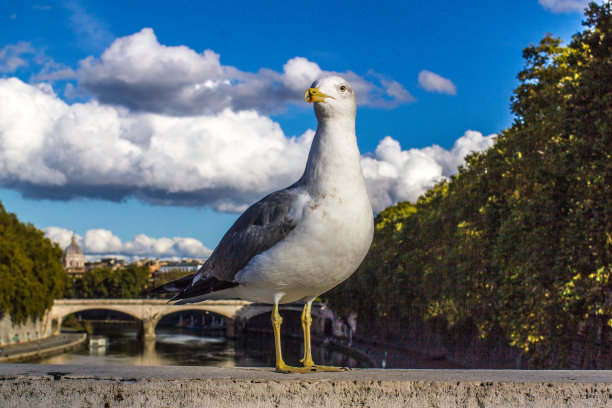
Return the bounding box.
[418,70,457,95]
[0,42,34,73]
[538,0,590,13]
[0,34,490,216]
[0,77,312,210]
[173,237,212,259]
[32,64,76,82]
[361,131,496,212]
[44,226,80,249]
[0,77,494,214]
[381,78,416,102]
[44,226,212,260]
[77,28,413,115]
[84,229,123,253]
[0,41,75,81]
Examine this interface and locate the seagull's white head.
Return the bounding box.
[305,76,356,120]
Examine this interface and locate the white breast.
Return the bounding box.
[235,185,373,304]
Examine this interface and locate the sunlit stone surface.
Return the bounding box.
[0,365,610,407]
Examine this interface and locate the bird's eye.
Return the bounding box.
[339,85,347,92]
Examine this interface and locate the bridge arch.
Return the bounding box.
[157,308,230,331]
[56,305,141,324]
[50,299,330,340]
[55,307,139,338]
[50,299,253,340]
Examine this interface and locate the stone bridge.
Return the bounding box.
[50,299,327,340]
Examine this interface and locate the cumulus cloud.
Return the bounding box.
[0,77,312,210]
[362,131,496,212]
[84,229,123,253]
[44,226,80,249]
[538,0,591,13]
[77,28,413,115]
[44,226,212,260]
[0,33,491,215]
[418,70,457,95]
[0,77,494,214]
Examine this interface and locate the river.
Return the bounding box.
[31,326,371,368]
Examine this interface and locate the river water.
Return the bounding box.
[32,326,371,368]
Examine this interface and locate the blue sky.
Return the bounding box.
[0,0,590,260]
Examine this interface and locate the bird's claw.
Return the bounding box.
[276,362,350,373]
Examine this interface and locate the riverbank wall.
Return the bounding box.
[0,312,53,346]
[0,333,86,363]
[0,365,610,407]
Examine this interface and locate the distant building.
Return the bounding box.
[133,258,167,274]
[152,261,203,283]
[85,257,127,271]
[63,235,86,278]
[157,262,202,274]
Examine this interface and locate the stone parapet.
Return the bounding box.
[0,365,610,407]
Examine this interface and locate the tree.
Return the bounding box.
[78,265,151,299]
[0,202,65,324]
[327,3,611,368]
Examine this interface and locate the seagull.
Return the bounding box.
[153,76,374,373]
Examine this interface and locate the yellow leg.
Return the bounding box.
[272,303,317,373]
[271,302,349,373]
[271,303,287,370]
[299,301,349,372]
[300,301,315,366]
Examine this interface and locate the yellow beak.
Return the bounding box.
[304,87,333,103]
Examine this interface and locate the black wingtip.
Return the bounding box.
[150,284,169,294]
[150,272,196,295]
[167,277,239,303]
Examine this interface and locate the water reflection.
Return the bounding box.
[33,327,370,368]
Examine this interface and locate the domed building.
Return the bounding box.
[63,235,86,277]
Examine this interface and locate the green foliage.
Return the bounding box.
[151,268,193,295]
[0,202,65,324]
[327,3,611,368]
[375,202,417,231]
[73,265,151,299]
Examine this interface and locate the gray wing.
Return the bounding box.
[156,187,304,301]
[202,187,303,282]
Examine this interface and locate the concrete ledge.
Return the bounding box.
[1,364,610,408]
